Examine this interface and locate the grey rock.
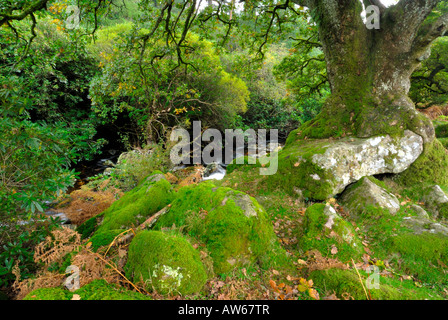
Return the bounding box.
[311,130,423,196]
[421,185,448,218]
[282,130,423,200]
[409,204,429,219]
[340,177,401,217]
[401,216,448,237]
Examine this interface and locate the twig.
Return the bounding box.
[87,248,148,295]
[103,228,135,258]
[351,258,369,300]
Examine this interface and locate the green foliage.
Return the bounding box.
[273,19,329,101]
[411,35,448,107]
[91,143,173,192]
[0,118,78,216]
[0,219,61,288]
[0,17,105,162]
[235,95,301,140]
[89,26,250,143]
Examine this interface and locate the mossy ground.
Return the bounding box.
[22,149,448,300]
[298,203,364,263]
[218,164,448,299]
[24,279,152,300]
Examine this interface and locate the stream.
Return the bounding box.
[44,138,284,226]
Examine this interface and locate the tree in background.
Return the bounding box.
[410,37,448,108]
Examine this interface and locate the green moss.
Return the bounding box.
[153,181,277,274]
[310,268,443,300]
[363,176,390,192]
[265,139,335,200]
[226,156,262,175]
[395,139,448,187]
[23,287,72,300]
[74,279,151,300]
[23,280,151,300]
[438,137,448,149]
[389,232,448,285]
[89,229,125,252]
[353,204,448,287]
[76,213,104,239]
[298,203,364,262]
[95,172,174,234]
[435,122,448,138]
[125,230,208,296]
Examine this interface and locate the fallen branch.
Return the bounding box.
[114,205,172,246]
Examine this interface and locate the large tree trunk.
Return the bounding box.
[296,0,448,144]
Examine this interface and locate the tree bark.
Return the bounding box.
[296,0,448,144]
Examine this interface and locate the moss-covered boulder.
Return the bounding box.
[298,203,364,262]
[94,171,174,234]
[340,176,400,218]
[420,185,448,221]
[395,139,448,187]
[268,130,423,200]
[153,181,277,274]
[125,230,208,296]
[24,279,151,300]
[401,216,448,236]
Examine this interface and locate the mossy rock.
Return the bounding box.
[23,279,150,300]
[395,139,448,187]
[298,203,364,262]
[267,130,423,200]
[438,137,448,149]
[340,176,400,218]
[310,268,443,300]
[125,230,208,296]
[420,185,448,220]
[95,171,174,234]
[153,181,278,274]
[226,156,263,175]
